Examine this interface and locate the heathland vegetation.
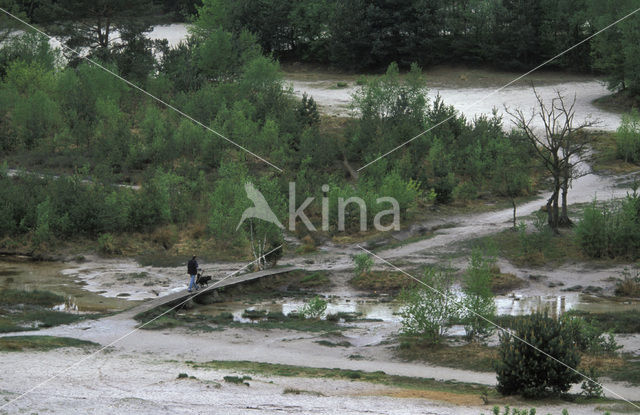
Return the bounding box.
[0,0,567,257]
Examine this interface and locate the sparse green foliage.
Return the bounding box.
[575,190,640,259]
[399,268,460,344]
[299,296,327,319]
[97,233,117,255]
[561,314,622,355]
[580,367,604,398]
[615,268,640,297]
[616,110,640,163]
[353,253,374,277]
[462,249,497,341]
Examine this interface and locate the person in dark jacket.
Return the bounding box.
[187,255,198,292]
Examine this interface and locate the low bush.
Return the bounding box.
[615,110,640,163]
[615,268,640,297]
[575,191,640,259]
[299,296,327,319]
[496,312,581,398]
[399,268,460,344]
[353,253,374,277]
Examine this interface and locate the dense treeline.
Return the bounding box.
[2,0,201,24]
[200,0,640,98]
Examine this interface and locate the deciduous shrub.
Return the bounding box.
[462,249,497,341]
[353,253,374,277]
[299,296,327,319]
[399,268,460,344]
[575,191,640,259]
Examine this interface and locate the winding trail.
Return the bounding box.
[3,160,640,415]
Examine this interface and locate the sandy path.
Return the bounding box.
[288,79,622,131]
[3,348,620,415]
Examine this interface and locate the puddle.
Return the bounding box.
[0,259,137,313]
[188,292,640,325]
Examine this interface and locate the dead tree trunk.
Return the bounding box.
[506,88,598,234]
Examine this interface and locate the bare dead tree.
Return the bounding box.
[506,88,598,232]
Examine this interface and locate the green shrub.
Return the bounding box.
[574,202,607,257]
[496,312,581,398]
[561,314,621,355]
[575,191,640,259]
[483,407,542,415]
[223,375,251,386]
[616,110,640,163]
[399,268,460,344]
[580,367,603,398]
[452,181,478,203]
[462,249,497,341]
[615,268,640,297]
[299,296,327,319]
[353,253,374,277]
[97,233,118,254]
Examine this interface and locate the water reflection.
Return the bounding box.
[189,292,640,324]
[52,296,79,312]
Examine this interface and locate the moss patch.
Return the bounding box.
[397,341,497,372]
[350,271,415,294]
[0,335,97,351]
[208,270,332,302]
[475,228,587,268]
[191,359,495,398]
[0,289,65,307]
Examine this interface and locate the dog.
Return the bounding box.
[196,274,212,288]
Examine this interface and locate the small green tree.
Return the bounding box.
[33,197,54,248]
[241,176,285,270]
[399,268,460,344]
[353,253,374,277]
[462,249,497,342]
[496,312,582,398]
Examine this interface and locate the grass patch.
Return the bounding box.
[490,271,526,294]
[192,360,495,397]
[0,289,102,333]
[223,375,251,386]
[299,272,330,287]
[566,310,640,333]
[397,341,497,372]
[349,270,415,294]
[315,339,352,347]
[589,132,640,175]
[283,387,325,396]
[0,311,87,333]
[476,228,585,268]
[595,354,640,386]
[210,270,331,302]
[592,91,639,114]
[0,289,65,307]
[0,335,97,351]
